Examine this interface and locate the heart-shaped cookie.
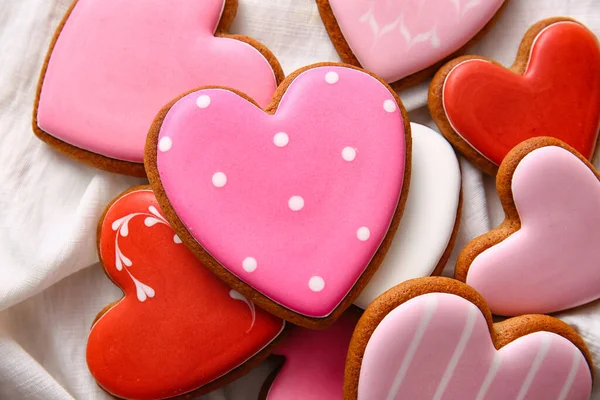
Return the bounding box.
[456,138,600,316]
[259,309,360,399]
[146,63,411,329]
[317,0,505,88]
[354,123,461,309]
[34,0,283,176]
[86,187,285,400]
[429,18,600,175]
[345,277,593,400]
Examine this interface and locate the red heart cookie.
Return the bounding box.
[456,137,600,316]
[429,18,600,175]
[145,63,411,329]
[345,277,593,400]
[260,310,360,399]
[86,187,285,400]
[34,0,282,176]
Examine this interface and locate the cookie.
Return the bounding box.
[259,309,361,399]
[354,123,461,309]
[456,137,600,316]
[86,187,285,400]
[145,62,412,329]
[316,0,506,89]
[33,0,283,177]
[345,277,593,400]
[429,17,600,175]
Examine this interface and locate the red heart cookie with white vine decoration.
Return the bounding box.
[260,310,360,399]
[86,187,285,400]
[345,278,593,400]
[429,18,600,175]
[34,0,282,176]
[145,63,411,329]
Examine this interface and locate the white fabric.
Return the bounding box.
[0,0,599,399]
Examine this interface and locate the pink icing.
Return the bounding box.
[266,311,358,399]
[466,146,600,316]
[358,293,592,400]
[155,66,407,317]
[327,0,504,83]
[37,0,277,163]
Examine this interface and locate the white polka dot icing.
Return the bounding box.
[357,227,371,241]
[325,71,339,84]
[243,257,257,273]
[342,147,357,161]
[154,67,407,319]
[212,172,227,188]
[383,99,397,113]
[274,132,289,147]
[158,137,172,152]
[196,95,211,108]
[288,196,305,211]
[309,276,325,292]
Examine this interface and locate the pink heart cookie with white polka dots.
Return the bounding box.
[146,63,411,328]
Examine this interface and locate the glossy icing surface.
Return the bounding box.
[37,0,277,163]
[155,66,407,318]
[466,146,600,315]
[327,0,503,82]
[443,21,600,166]
[358,293,592,400]
[266,311,359,399]
[355,124,460,308]
[86,189,284,400]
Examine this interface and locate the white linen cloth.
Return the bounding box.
[0,0,599,399]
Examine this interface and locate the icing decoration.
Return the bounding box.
[150,65,408,321]
[355,123,461,308]
[357,292,592,400]
[263,311,359,399]
[462,145,600,316]
[322,0,504,83]
[87,188,284,400]
[442,21,600,167]
[36,0,279,164]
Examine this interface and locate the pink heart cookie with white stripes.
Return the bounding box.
[345,277,593,400]
[317,0,505,87]
[456,138,600,316]
[146,63,411,328]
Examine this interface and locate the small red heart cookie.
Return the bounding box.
[86,187,285,400]
[259,309,361,400]
[456,137,600,316]
[145,63,411,329]
[33,0,283,176]
[429,18,600,175]
[317,0,505,89]
[345,277,593,400]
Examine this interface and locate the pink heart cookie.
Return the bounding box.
[457,138,600,316]
[146,63,411,328]
[345,277,593,400]
[260,310,360,399]
[34,0,282,176]
[317,0,505,88]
